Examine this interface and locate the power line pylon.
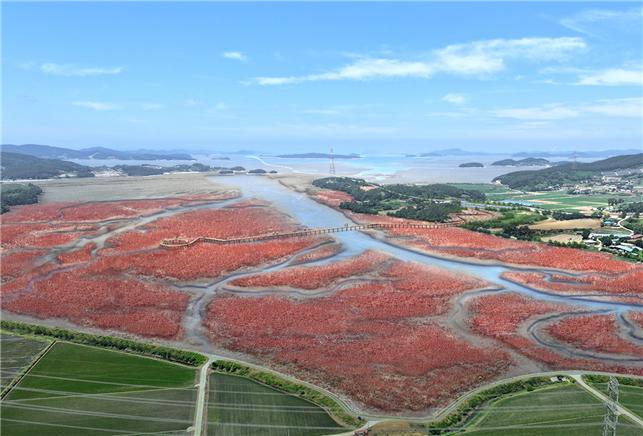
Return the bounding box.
[571,149,578,170]
[329,147,336,175]
[602,376,620,436]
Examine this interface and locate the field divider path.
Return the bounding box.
[192,356,214,436]
[0,339,55,400]
[571,374,643,428]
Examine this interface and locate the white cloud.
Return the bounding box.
[517,121,552,129]
[442,93,467,105]
[183,99,200,108]
[41,63,124,77]
[492,97,642,121]
[583,97,642,118]
[252,37,585,85]
[577,68,643,86]
[72,101,118,111]
[492,105,580,120]
[426,111,468,118]
[433,37,586,75]
[560,7,643,36]
[255,58,433,85]
[141,103,163,110]
[223,51,248,62]
[305,108,341,115]
[212,102,227,111]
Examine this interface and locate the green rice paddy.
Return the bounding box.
[0,333,50,391]
[448,183,643,211]
[590,382,643,421]
[462,383,641,435]
[0,341,198,435]
[207,372,344,436]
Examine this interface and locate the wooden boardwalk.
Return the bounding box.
[160,222,452,248]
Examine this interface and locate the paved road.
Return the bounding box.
[572,374,643,429]
[192,356,214,436]
[617,217,634,236]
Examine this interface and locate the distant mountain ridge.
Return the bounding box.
[414,148,641,158]
[512,149,642,159]
[1,144,194,161]
[1,152,95,180]
[493,153,643,190]
[420,148,496,157]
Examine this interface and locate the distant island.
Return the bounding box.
[459,162,484,168]
[1,151,274,180]
[1,144,194,161]
[420,148,499,157]
[491,158,550,167]
[276,153,361,159]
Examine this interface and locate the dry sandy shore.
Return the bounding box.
[270,173,318,193]
[33,172,236,203]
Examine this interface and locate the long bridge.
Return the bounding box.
[160,222,453,248]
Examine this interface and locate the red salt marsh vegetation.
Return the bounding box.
[1,223,99,249]
[628,312,643,329]
[501,270,643,302]
[90,237,319,281]
[547,314,643,357]
[229,251,389,290]
[57,243,96,264]
[313,189,353,207]
[1,196,324,337]
[90,205,325,280]
[1,250,46,280]
[469,292,643,375]
[469,292,566,340]
[337,204,636,274]
[103,206,300,252]
[1,193,237,224]
[3,268,188,338]
[289,242,343,265]
[205,265,509,412]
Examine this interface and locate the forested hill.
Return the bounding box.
[493,153,643,190]
[1,152,95,180]
[313,177,486,221]
[491,157,550,166]
[1,183,43,213]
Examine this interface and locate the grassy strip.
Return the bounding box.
[583,374,643,388]
[211,360,362,428]
[426,375,563,434]
[0,320,206,367]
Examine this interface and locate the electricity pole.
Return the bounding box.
[329,147,336,175]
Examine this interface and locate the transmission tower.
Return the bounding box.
[329,146,336,175]
[571,149,578,170]
[602,376,620,436]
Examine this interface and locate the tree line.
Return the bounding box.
[1,321,207,366]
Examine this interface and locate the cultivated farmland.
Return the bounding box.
[207,372,343,435]
[0,341,198,435]
[0,333,49,391]
[588,378,643,420]
[462,383,640,435]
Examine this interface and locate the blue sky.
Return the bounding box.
[2,2,642,153]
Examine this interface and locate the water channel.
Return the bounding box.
[217,176,642,313]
